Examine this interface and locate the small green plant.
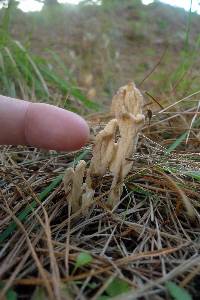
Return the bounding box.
[74,252,93,269]
[0,282,17,300]
[98,277,130,300]
[166,281,192,300]
[72,251,93,275]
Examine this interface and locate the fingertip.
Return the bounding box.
[25,103,90,151]
[61,110,90,151]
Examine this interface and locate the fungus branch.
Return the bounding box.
[63,82,145,211]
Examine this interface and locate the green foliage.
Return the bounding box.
[0,38,97,111]
[0,283,17,300]
[166,281,192,300]
[165,116,200,155]
[165,132,188,155]
[170,50,199,95]
[184,171,200,181]
[75,252,93,269]
[98,278,130,300]
[0,1,98,112]
[147,3,200,97]
[0,0,18,35]
[157,18,168,31]
[105,278,130,297]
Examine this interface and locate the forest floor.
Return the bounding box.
[1,1,200,299]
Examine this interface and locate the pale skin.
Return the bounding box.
[0,95,90,151]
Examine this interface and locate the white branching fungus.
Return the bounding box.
[111,82,144,118]
[63,82,145,211]
[88,82,145,206]
[63,160,86,212]
[109,82,145,205]
[88,118,118,177]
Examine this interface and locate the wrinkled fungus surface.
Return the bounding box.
[63,82,145,211]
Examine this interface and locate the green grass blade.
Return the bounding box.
[0,51,5,70]
[49,50,73,80]
[165,117,200,156]
[184,171,200,181]
[0,174,62,244]
[166,281,192,300]
[14,41,49,96]
[165,131,188,155]
[3,46,27,98]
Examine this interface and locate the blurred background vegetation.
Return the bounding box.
[0,0,200,114]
